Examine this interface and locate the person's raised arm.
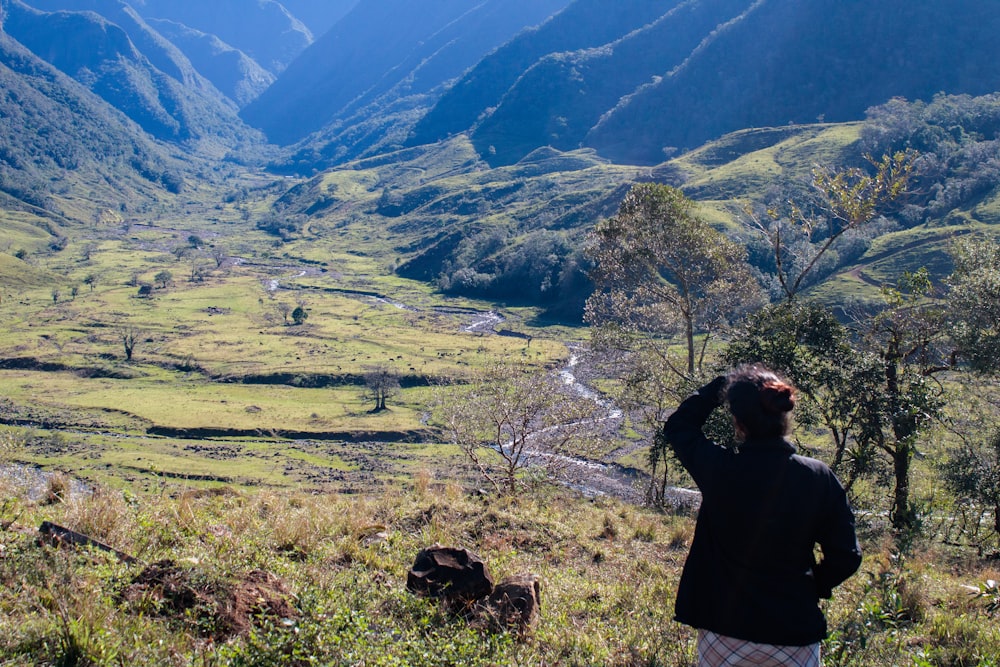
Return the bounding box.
[661,376,727,480]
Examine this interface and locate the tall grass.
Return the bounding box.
[2,478,1000,666]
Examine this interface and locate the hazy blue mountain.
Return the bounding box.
[129,0,311,74]
[407,0,681,150]
[277,0,358,38]
[586,0,1000,163]
[469,0,751,165]
[240,0,572,148]
[6,0,258,144]
[26,0,201,84]
[147,18,274,106]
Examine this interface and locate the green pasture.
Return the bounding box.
[0,196,573,493]
[676,124,861,200]
[4,423,460,492]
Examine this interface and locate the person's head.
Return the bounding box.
[725,364,796,439]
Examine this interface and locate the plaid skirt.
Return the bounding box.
[697,629,821,667]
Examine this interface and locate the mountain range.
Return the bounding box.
[4,0,999,171]
[1,0,999,304]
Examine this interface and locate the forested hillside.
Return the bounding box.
[0,29,180,214]
[386,95,1000,316]
[2,0,259,145]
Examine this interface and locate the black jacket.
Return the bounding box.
[662,379,862,646]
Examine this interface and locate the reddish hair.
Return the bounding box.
[726,365,796,438]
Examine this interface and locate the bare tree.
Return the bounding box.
[211,246,229,269]
[116,324,143,361]
[432,360,606,495]
[745,151,915,301]
[276,302,292,324]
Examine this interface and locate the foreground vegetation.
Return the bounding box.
[3,461,1000,666]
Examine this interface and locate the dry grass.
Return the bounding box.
[1,476,999,666]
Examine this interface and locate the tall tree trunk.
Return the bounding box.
[685,316,695,376]
[885,341,914,530]
[891,443,913,530]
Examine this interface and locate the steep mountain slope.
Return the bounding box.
[146,18,274,107]
[240,0,572,148]
[587,0,1000,163]
[0,29,179,216]
[6,0,259,145]
[278,0,358,38]
[26,0,199,84]
[469,0,751,165]
[407,0,682,150]
[130,0,311,74]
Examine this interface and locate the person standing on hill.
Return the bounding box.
[661,365,862,667]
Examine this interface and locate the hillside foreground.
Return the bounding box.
[2,462,1000,665]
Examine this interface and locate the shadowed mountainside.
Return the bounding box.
[240,0,572,149]
[146,18,274,106]
[129,0,311,74]
[586,0,1000,163]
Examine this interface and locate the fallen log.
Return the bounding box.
[38,521,138,564]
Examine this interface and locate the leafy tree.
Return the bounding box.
[746,151,915,300]
[291,305,308,325]
[948,237,1000,373]
[432,360,604,495]
[585,183,761,502]
[941,425,1000,543]
[725,301,883,489]
[83,274,97,292]
[586,183,762,379]
[154,270,173,289]
[850,270,949,530]
[364,365,400,412]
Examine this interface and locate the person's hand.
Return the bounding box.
[698,375,727,406]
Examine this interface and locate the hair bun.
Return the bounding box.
[761,381,796,414]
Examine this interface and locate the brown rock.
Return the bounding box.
[481,573,541,633]
[406,545,493,605]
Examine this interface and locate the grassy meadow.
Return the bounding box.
[3,466,1000,666]
[2,128,1000,665]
